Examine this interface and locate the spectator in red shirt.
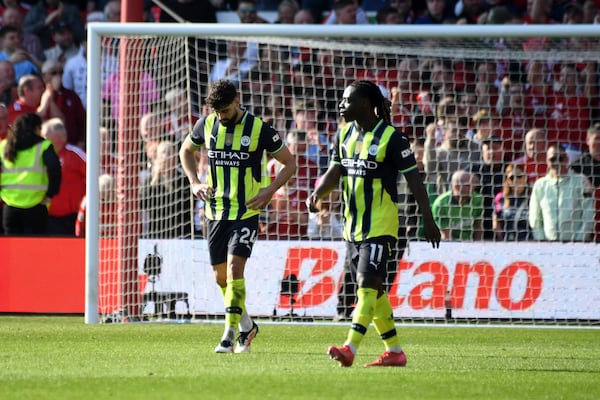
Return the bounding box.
[75,173,117,238]
[8,74,64,124]
[496,78,532,160]
[41,58,85,148]
[0,60,18,106]
[287,129,320,191]
[547,63,591,154]
[163,87,199,144]
[263,178,310,240]
[356,53,398,100]
[263,130,315,239]
[0,1,30,22]
[267,129,319,192]
[524,60,552,128]
[0,102,8,140]
[290,98,334,173]
[390,57,419,134]
[41,117,86,236]
[8,74,41,122]
[473,61,499,111]
[520,0,557,24]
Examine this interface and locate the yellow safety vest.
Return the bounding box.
[0,139,51,208]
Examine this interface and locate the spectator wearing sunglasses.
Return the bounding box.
[237,0,270,23]
[493,163,531,241]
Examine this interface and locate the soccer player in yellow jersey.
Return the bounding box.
[307,80,441,367]
[180,79,296,353]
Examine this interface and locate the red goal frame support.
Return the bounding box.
[116,0,144,319]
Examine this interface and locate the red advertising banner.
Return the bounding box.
[0,238,85,313]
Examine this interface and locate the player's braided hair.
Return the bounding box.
[351,80,392,125]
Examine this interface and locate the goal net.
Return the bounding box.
[86,23,600,325]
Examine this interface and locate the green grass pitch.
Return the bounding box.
[0,316,598,400]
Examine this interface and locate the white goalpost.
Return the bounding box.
[85,23,600,324]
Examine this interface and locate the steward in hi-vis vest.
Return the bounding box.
[0,113,61,235]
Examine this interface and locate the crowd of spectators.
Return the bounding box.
[0,0,599,243]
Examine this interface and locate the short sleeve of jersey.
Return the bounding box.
[258,123,285,154]
[388,130,417,173]
[330,131,342,165]
[189,118,207,147]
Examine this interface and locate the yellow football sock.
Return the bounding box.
[372,292,401,351]
[224,279,246,329]
[346,288,377,351]
[222,282,252,331]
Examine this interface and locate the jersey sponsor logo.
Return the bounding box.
[272,134,279,143]
[341,158,378,176]
[208,150,251,166]
[341,158,378,169]
[401,148,413,158]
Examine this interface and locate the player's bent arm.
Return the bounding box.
[246,146,296,210]
[268,146,296,194]
[404,169,435,223]
[307,164,343,212]
[404,168,441,247]
[314,164,342,199]
[179,135,202,186]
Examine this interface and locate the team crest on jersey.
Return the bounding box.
[241,136,251,146]
[225,132,233,146]
[368,144,378,156]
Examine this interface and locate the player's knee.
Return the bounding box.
[217,278,227,288]
[213,270,227,288]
